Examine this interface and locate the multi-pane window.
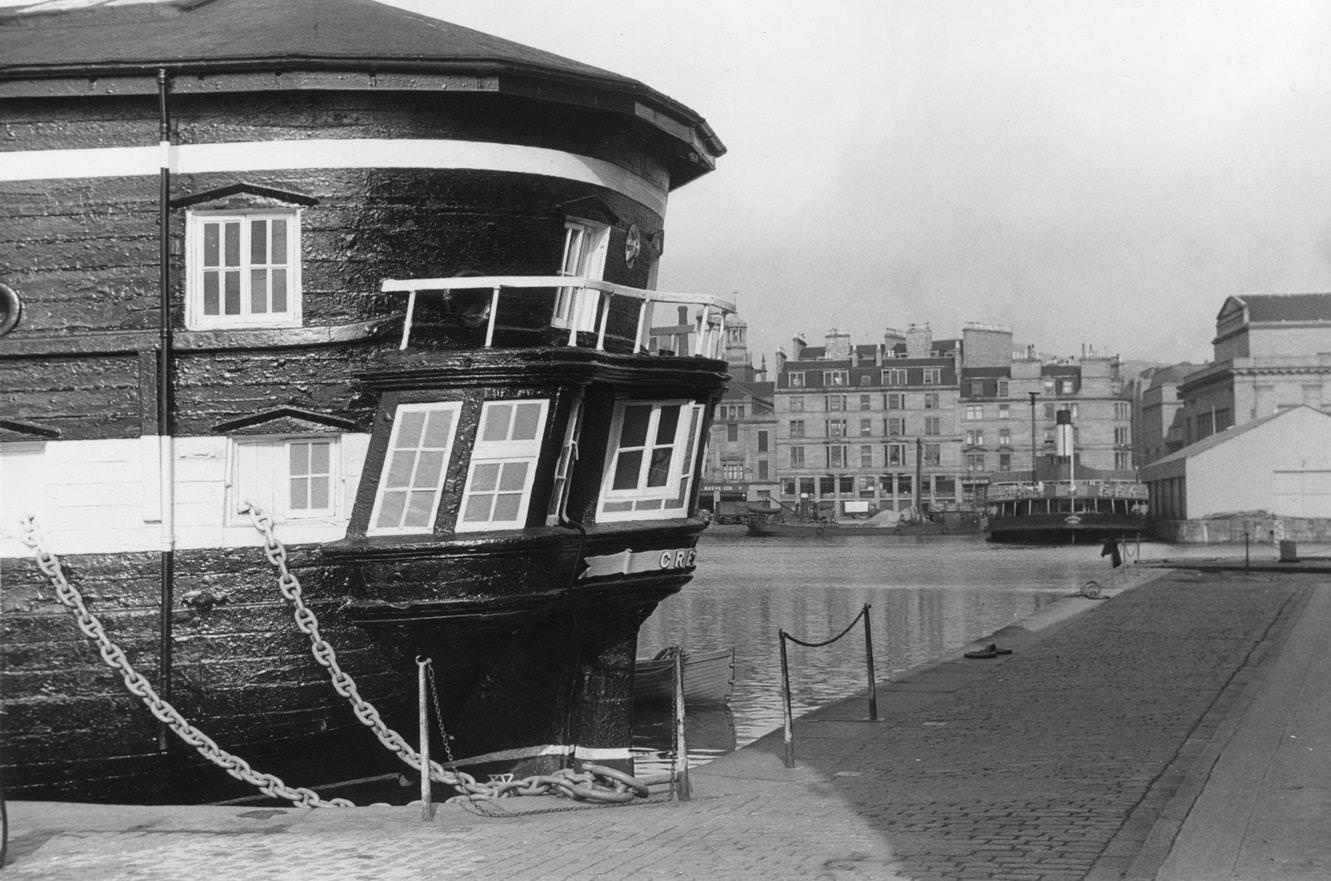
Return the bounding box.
[923,368,942,385]
[790,420,805,438]
[1115,426,1131,445]
[860,445,873,468]
[885,417,905,436]
[965,405,983,420]
[1061,380,1075,394]
[726,423,739,442]
[967,453,986,472]
[827,419,847,438]
[757,430,769,453]
[859,418,873,436]
[827,395,847,411]
[859,394,872,411]
[788,372,805,388]
[923,443,941,466]
[998,403,1010,419]
[886,443,907,467]
[999,453,1012,470]
[997,381,1009,396]
[885,393,906,410]
[599,400,704,520]
[824,370,848,387]
[883,368,908,386]
[1044,403,1056,419]
[923,393,940,410]
[554,219,609,332]
[1115,401,1131,420]
[1115,451,1133,470]
[924,416,941,435]
[370,403,461,534]
[231,436,337,523]
[790,446,806,468]
[458,400,548,532]
[188,211,300,329]
[757,460,769,480]
[966,430,984,446]
[723,462,745,481]
[828,446,847,468]
[998,428,1011,445]
[789,396,804,412]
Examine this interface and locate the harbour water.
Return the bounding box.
[632,529,1218,769]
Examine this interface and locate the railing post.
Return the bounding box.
[417,657,433,821]
[483,286,501,348]
[862,604,878,721]
[672,647,691,801]
[595,290,611,351]
[780,629,795,768]
[399,289,417,349]
[633,297,651,353]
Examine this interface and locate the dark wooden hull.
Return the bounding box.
[986,511,1146,544]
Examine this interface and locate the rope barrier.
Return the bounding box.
[778,603,878,767]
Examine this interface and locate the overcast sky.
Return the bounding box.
[384,0,1331,370]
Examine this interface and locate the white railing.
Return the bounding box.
[380,275,737,360]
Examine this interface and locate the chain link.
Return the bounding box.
[242,503,657,805]
[21,517,352,808]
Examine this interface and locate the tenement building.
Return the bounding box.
[699,318,777,517]
[771,324,1134,518]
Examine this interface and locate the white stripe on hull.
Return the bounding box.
[0,138,668,215]
[0,434,369,557]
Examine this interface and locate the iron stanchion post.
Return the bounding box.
[780,629,795,767]
[417,657,433,821]
[672,647,691,801]
[862,604,878,721]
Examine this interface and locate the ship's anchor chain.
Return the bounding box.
[242,504,654,806]
[20,517,353,809]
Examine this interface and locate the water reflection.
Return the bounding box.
[634,532,1213,762]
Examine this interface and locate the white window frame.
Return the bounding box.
[186,209,301,330]
[553,218,610,332]
[457,399,549,533]
[368,402,462,536]
[598,400,705,521]
[228,435,339,524]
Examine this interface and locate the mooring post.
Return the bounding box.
[780,629,795,767]
[672,647,691,801]
[417,657,432,821]
[862,604,878,721]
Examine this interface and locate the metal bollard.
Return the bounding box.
[417,656,433,821]
[780,630,795,768]
[672,648,691,801]
[863,605,878,722]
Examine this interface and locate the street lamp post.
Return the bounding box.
[1027,391,1039,482]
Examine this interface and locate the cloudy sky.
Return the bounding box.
[385,0,1331,369]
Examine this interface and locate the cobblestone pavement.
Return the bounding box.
[1,567,1315,881]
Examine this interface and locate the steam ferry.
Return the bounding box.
[0,0,728,802]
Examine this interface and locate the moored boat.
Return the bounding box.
[0,0,728,803]
[985,478,1148,543]
[632,647,734,705]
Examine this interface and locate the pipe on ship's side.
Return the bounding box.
[156,68,175,747]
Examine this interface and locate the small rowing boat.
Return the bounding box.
[633,647,735,705]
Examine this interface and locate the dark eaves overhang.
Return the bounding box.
[0,53,725,187]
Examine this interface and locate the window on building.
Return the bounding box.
[782,478,797,496]
[998,403,1010,419]
[1114,426,1131,445]
[757,460,769,480]
[859,394,872,411]
[553,218,610,332]
[886,393,905,410]
[1115,451,1133,470]
[788,371,805,388]
[827,395,847,411]
[187,211,301,329]
[790,446,806,468]
[883,368,908,385]
[828,446,847,468]
[458,400,549,532]
[1044,403,1055,419]
[859,418,873,436]
[965,404,983,420]
[1115,401,1130,420]
[923,393,939,409]
[827,419,847,437]
[998,428,1011,445]
[999,452,1012,470]
[860,445,873,468]
[726,423,739,442]
[369,403,461,534]
[839,475,854,494]
[858,374,873,386]
[789,396,804,412]
[969,380,985,396]
[1043,378,1055,393]
[824,370,848,387]
[1061,379,1074,394]
[886,443,907,466]
[886,417,905,436]
[790,419,806,438]
[966,430,983,446]
[757,430,769,452]
[599,400,704,521]
[997,381,1009,397]
[923,443,941,466]
[819,476,836,495]
[967,453,985,472]
[923,368,942,385]
[924,416,941,435]
[723,462,745,481]
[800,477,816,496]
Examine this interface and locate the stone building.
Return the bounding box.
[699,318,778,517]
